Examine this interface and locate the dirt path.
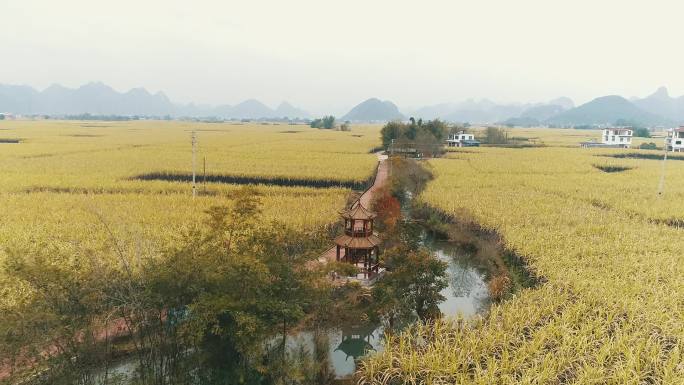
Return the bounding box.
[357,153,389,209]
[0,318,131,382]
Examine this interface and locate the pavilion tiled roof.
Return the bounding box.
[334,234,382,249]
[340,203,377,220]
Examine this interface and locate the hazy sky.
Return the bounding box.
[1,0,683,114]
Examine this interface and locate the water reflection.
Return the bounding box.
[433,243,491,318]
[284,324,384,379]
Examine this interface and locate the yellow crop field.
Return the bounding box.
[360,144,684,383]
[0,120,381,289]
[0,120,380,190]
[5,123,683,383]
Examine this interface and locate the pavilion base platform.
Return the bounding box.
[335,265,386,287]
[319,246,385,287]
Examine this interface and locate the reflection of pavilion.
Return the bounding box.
[333,203,384,285]
[334,324,377,361]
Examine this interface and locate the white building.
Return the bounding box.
[665,126,684,152]
[446,131,478,147]
[601,127,632,148]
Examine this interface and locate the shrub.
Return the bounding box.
[639,142,658,150]
[487,274,512,301]
[373,188,401,231]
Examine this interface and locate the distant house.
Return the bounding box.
[580,127,632,148]
[446,131,480,147]
[665,126,684,152]
[602,127,632,148]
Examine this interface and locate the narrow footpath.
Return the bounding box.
[358,153,389,209]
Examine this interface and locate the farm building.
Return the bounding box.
[602,127,632,148]
[580,127,632,148]
[665,126,684,152]
[446,131,480,147]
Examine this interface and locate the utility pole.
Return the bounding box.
[192,130,197,198]
[389,139,395,177]
[657,145,668,197]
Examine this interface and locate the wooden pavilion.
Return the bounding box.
[334,202,382,279]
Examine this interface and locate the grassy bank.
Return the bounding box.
[382,156,538,301]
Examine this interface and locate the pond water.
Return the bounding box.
[303,235,491,379]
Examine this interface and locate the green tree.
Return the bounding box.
[380,121,405,148]
[310,115,336,129]
[3,242,114,385]
[483,126,508,144]
[634,127,651,138]
[372,246,448,327]
[322,115,335,129]
[0,186,330,385]
[380,119,449,153]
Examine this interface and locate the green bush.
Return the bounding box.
[639,142,658,150]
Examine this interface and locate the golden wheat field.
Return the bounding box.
[0,120,381,290]
[360,143,684,383]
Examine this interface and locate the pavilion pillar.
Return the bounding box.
[374,246,380,272]
[336,245,340,261]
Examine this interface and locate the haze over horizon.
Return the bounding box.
[2,0,683,115]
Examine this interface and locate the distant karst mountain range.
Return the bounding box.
[2,82,684,126]
[404,89,684,127]
[0,82,311,119]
